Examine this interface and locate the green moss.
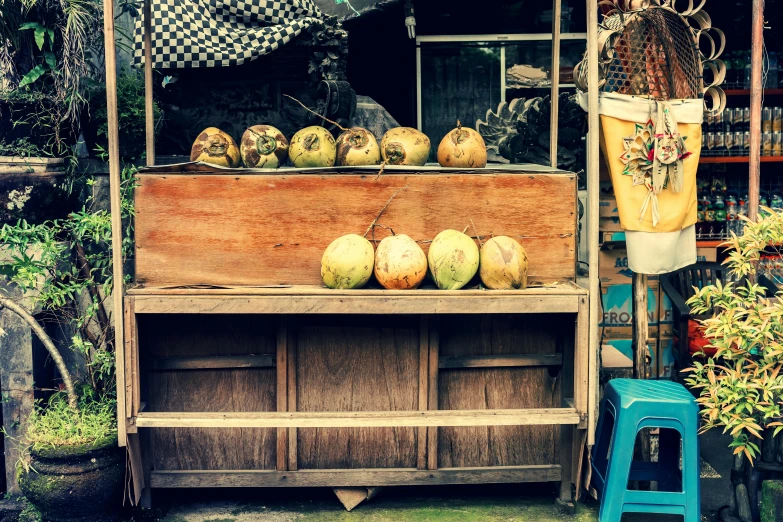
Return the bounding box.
[762,480,783,522]
[31,434,118,459]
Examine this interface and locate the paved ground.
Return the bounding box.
[125,429,734,522]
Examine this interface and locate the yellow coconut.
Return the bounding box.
[479,236,528,289]
[437,121,487,168]
[381,127,431,166]
[427,229,480,290]
[289,126,337,168]
[336,127,381,166]
[240,125,289,168]
[321,234,375,289]
[190,127,240,168]
[374,234,427,290]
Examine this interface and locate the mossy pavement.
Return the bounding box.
[157,495,601,522]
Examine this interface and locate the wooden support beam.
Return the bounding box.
[586,0,601,446]
[439,354,562,369]
[748,0,764,221]
[427,318,439,470]
[287,326,298,471]
[575,295,589,418]
[151,355,276,371]
[417,316,429,470]
[150,466,563,488]
[103,0,126,447]
[276,318,288,472]
[135,408,582,429]
[143,0,155,165]
[632,273,649,380]
[549,0,562,168]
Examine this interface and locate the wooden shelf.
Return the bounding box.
[134,408,582,429]
[724,88,783,95]
[699,156,783,164]
[127,284,587,315]
[150,466,562,488]
[696,240,728,248]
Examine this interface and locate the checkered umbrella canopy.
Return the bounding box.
[134,0,323,68]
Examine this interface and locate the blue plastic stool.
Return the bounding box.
[591,379,700,522]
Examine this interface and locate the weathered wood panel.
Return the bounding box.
[141,315,277,470]
[295,315,419,469]
[134,170,577,287]
[437,315,563,468]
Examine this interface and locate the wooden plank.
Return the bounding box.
[287,324,297,471]
[437,316,562,468]
[559,425,574,504]
[143,0,154,165]
[124,297,134,421]
[150,465,562,488]
[549,0,561,168]
[144,315,277,471]
[126,433,144,506]
[276,318,287,472]
[439,354,562,369]
[103,0,126,449]
[574,295,589,420]
[135,408,580,428]
[586,0,601,447]
[134,173,577,287]
[418,316,429,470]
[632,273,648,380]
[128,283,586,296]
[132,300,140,418]
[295,316,417,469]
[749,0,763,221]
[427,318,439,470]
[131,294,581,316]
[151,355,275,371]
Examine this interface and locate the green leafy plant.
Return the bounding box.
[0,165,137,413]
[307,16,348,81]
[16,22,56,89]
[685,208,783,464]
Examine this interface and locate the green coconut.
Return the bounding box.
[321,234,375,289]
[427,229,480,290]
[336,127,381,166]
[479,236,528,289]
[190,127,240,168]
[289,126,337,168]
[381,127,431,166]
[240,125,289,168]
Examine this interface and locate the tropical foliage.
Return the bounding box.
[685,208,783,463]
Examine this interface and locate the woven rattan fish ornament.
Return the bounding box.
[574,0,725,274]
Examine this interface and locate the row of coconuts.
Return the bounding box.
[321,230,528,291]
[191,121,487,170]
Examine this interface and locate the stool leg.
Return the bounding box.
[591,401,614,493]
[656,428,682,492]
[682,424,701,522]
[599,415,635,522]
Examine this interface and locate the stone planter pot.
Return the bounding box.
[18,435,124,522]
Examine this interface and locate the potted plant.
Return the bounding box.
[685,209,783,521]
[0,166,136,521]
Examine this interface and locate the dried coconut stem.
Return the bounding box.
[283,94,349,132]
[363,185,408,238]
[374,160,388,181]
[470,218,484,247]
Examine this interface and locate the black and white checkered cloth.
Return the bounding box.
[134,0,323,68]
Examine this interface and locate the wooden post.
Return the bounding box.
[631,273,649,380]
[549,0,562,168]
[748,0,764,221]
[103,0,127,447]
[143,0,155,165]
[586,0,601,446]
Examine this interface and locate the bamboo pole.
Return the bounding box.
[631,273,648,380]
[586,0,600,446]
[748,0,764,221]
[549,0,562,168]
[144,0,155,165]
[102,0,127,446]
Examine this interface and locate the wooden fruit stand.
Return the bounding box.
[119,164,589,506]
[101,0,602,511]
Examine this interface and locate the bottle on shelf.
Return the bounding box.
[768,52,779,89]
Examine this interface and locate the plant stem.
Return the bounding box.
[0,297,79,411]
